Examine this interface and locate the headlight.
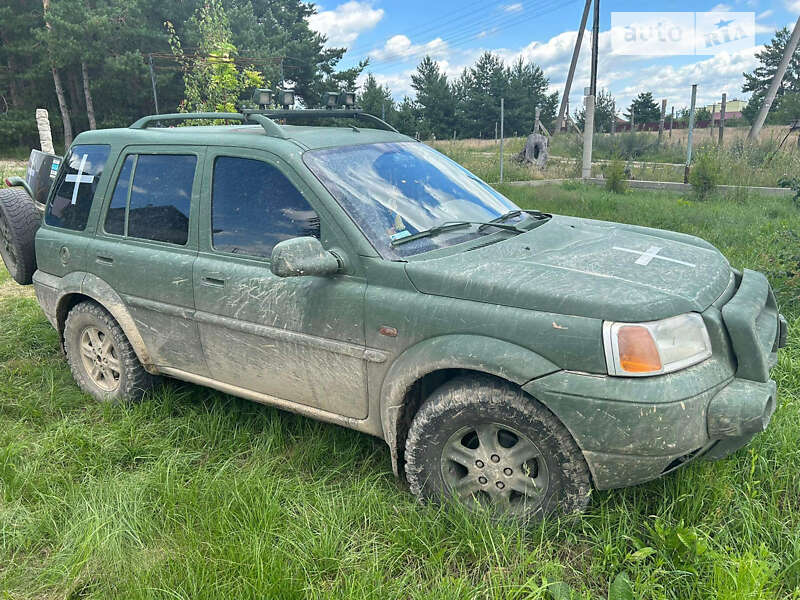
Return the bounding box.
[603,313,712,377]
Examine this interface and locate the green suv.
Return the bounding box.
[0,110,787,519]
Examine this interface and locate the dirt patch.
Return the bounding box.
[0,280,35,299]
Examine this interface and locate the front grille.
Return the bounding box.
[721,269,779,383]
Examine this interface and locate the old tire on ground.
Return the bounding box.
[405,375,591,520]
[0,187,41,285]
[64,301,159,403]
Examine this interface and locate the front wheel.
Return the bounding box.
[404,375,591,520]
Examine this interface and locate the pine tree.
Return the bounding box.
[625,92,661,124]
[411,56,454,140]
[358,74,394,123]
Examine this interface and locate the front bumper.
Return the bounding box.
[523,269,785,491]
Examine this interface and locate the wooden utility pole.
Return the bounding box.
[535,106,541,134]
[555,0,593,136]
[658,99,667,144]
[630,108,635,133]
[582,0,600,178]
[748,15,800,142]
[500,98,505,183]
[718,94,727,146]
[710,103,716,138]
[685,84,697,184]
[670,106,674,138]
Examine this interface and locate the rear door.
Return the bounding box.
[193,149,369,419]
[89,146,207,375]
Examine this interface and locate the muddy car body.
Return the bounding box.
[1,111,786,518]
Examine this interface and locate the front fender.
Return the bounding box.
[379,334,560,475]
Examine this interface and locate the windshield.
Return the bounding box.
[303,141,524,258]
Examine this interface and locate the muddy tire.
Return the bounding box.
[405,375,591,520]
[64,301,159,403]
[0,188,41,285]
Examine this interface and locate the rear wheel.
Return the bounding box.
[64,301,159,403]
[0,188,40,285]
[404,375,591,520]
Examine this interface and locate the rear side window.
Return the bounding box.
[45,144,110,231]
[102,154,196,245]
[104,155,134,236]
[211,156,320,258]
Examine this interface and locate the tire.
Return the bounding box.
[0,187,41,285]
[405,375,591,520]
[64,301,159,403]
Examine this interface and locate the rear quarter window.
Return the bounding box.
[45,144,110,231]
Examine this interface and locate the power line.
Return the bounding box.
[367,0,574,69]
[367,0,578,71]
[344,0,512,58]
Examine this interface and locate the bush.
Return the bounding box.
[689,150,721,199]
[779,176,800,208]
[604,158,628,194]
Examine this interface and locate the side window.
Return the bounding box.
[101,154,196,245]
[103,155,135,236]
[212,156,320,259]
[45,144,110,231]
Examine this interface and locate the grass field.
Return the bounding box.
[1,181,799,598]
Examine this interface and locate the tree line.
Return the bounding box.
[1,1,797,152]
[359,53,559,141]
[0,0,366,149]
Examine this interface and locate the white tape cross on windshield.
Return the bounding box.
[613,246,696,268]
[66,153,94,205]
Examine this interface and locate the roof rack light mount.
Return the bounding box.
[129,112,287,139]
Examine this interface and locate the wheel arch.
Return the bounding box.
[55,273,157,373]
[379,334,561,478]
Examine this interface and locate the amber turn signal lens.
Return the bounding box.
[617,325,662,373]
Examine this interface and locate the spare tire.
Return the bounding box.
[0,188,41,285]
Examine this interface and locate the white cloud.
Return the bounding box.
[369,35,450,62]
[757,9,774,19]
[503,3,523,12]
[614,46,761,108]
[786,0,800,11]
[711,3,732,11]
[308,2,384,46]
[755,22,778,34]
[365,22,761,114]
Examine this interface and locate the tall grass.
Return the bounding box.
[1,184,800,598]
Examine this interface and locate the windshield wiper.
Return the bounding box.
[392,220,525,246]
[477,209,550,232]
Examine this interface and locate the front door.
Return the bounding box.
[90,147,207,374]
[193,150,369,419]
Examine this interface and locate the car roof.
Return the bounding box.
[72,123,416,154]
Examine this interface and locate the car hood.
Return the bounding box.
[404,215,732,322]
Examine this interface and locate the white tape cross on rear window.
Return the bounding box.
[66,153,94,205]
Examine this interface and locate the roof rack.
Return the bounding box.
[129,109,399,138]
[129,112,287,139]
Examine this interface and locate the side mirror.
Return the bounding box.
[270,237,340,278]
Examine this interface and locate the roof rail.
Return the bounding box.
[129,112,287,139]
[240,108,399,133]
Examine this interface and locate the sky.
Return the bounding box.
[307,0,800,114]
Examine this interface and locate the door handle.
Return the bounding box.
[201,276,226,287]
[96,255,114,265]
